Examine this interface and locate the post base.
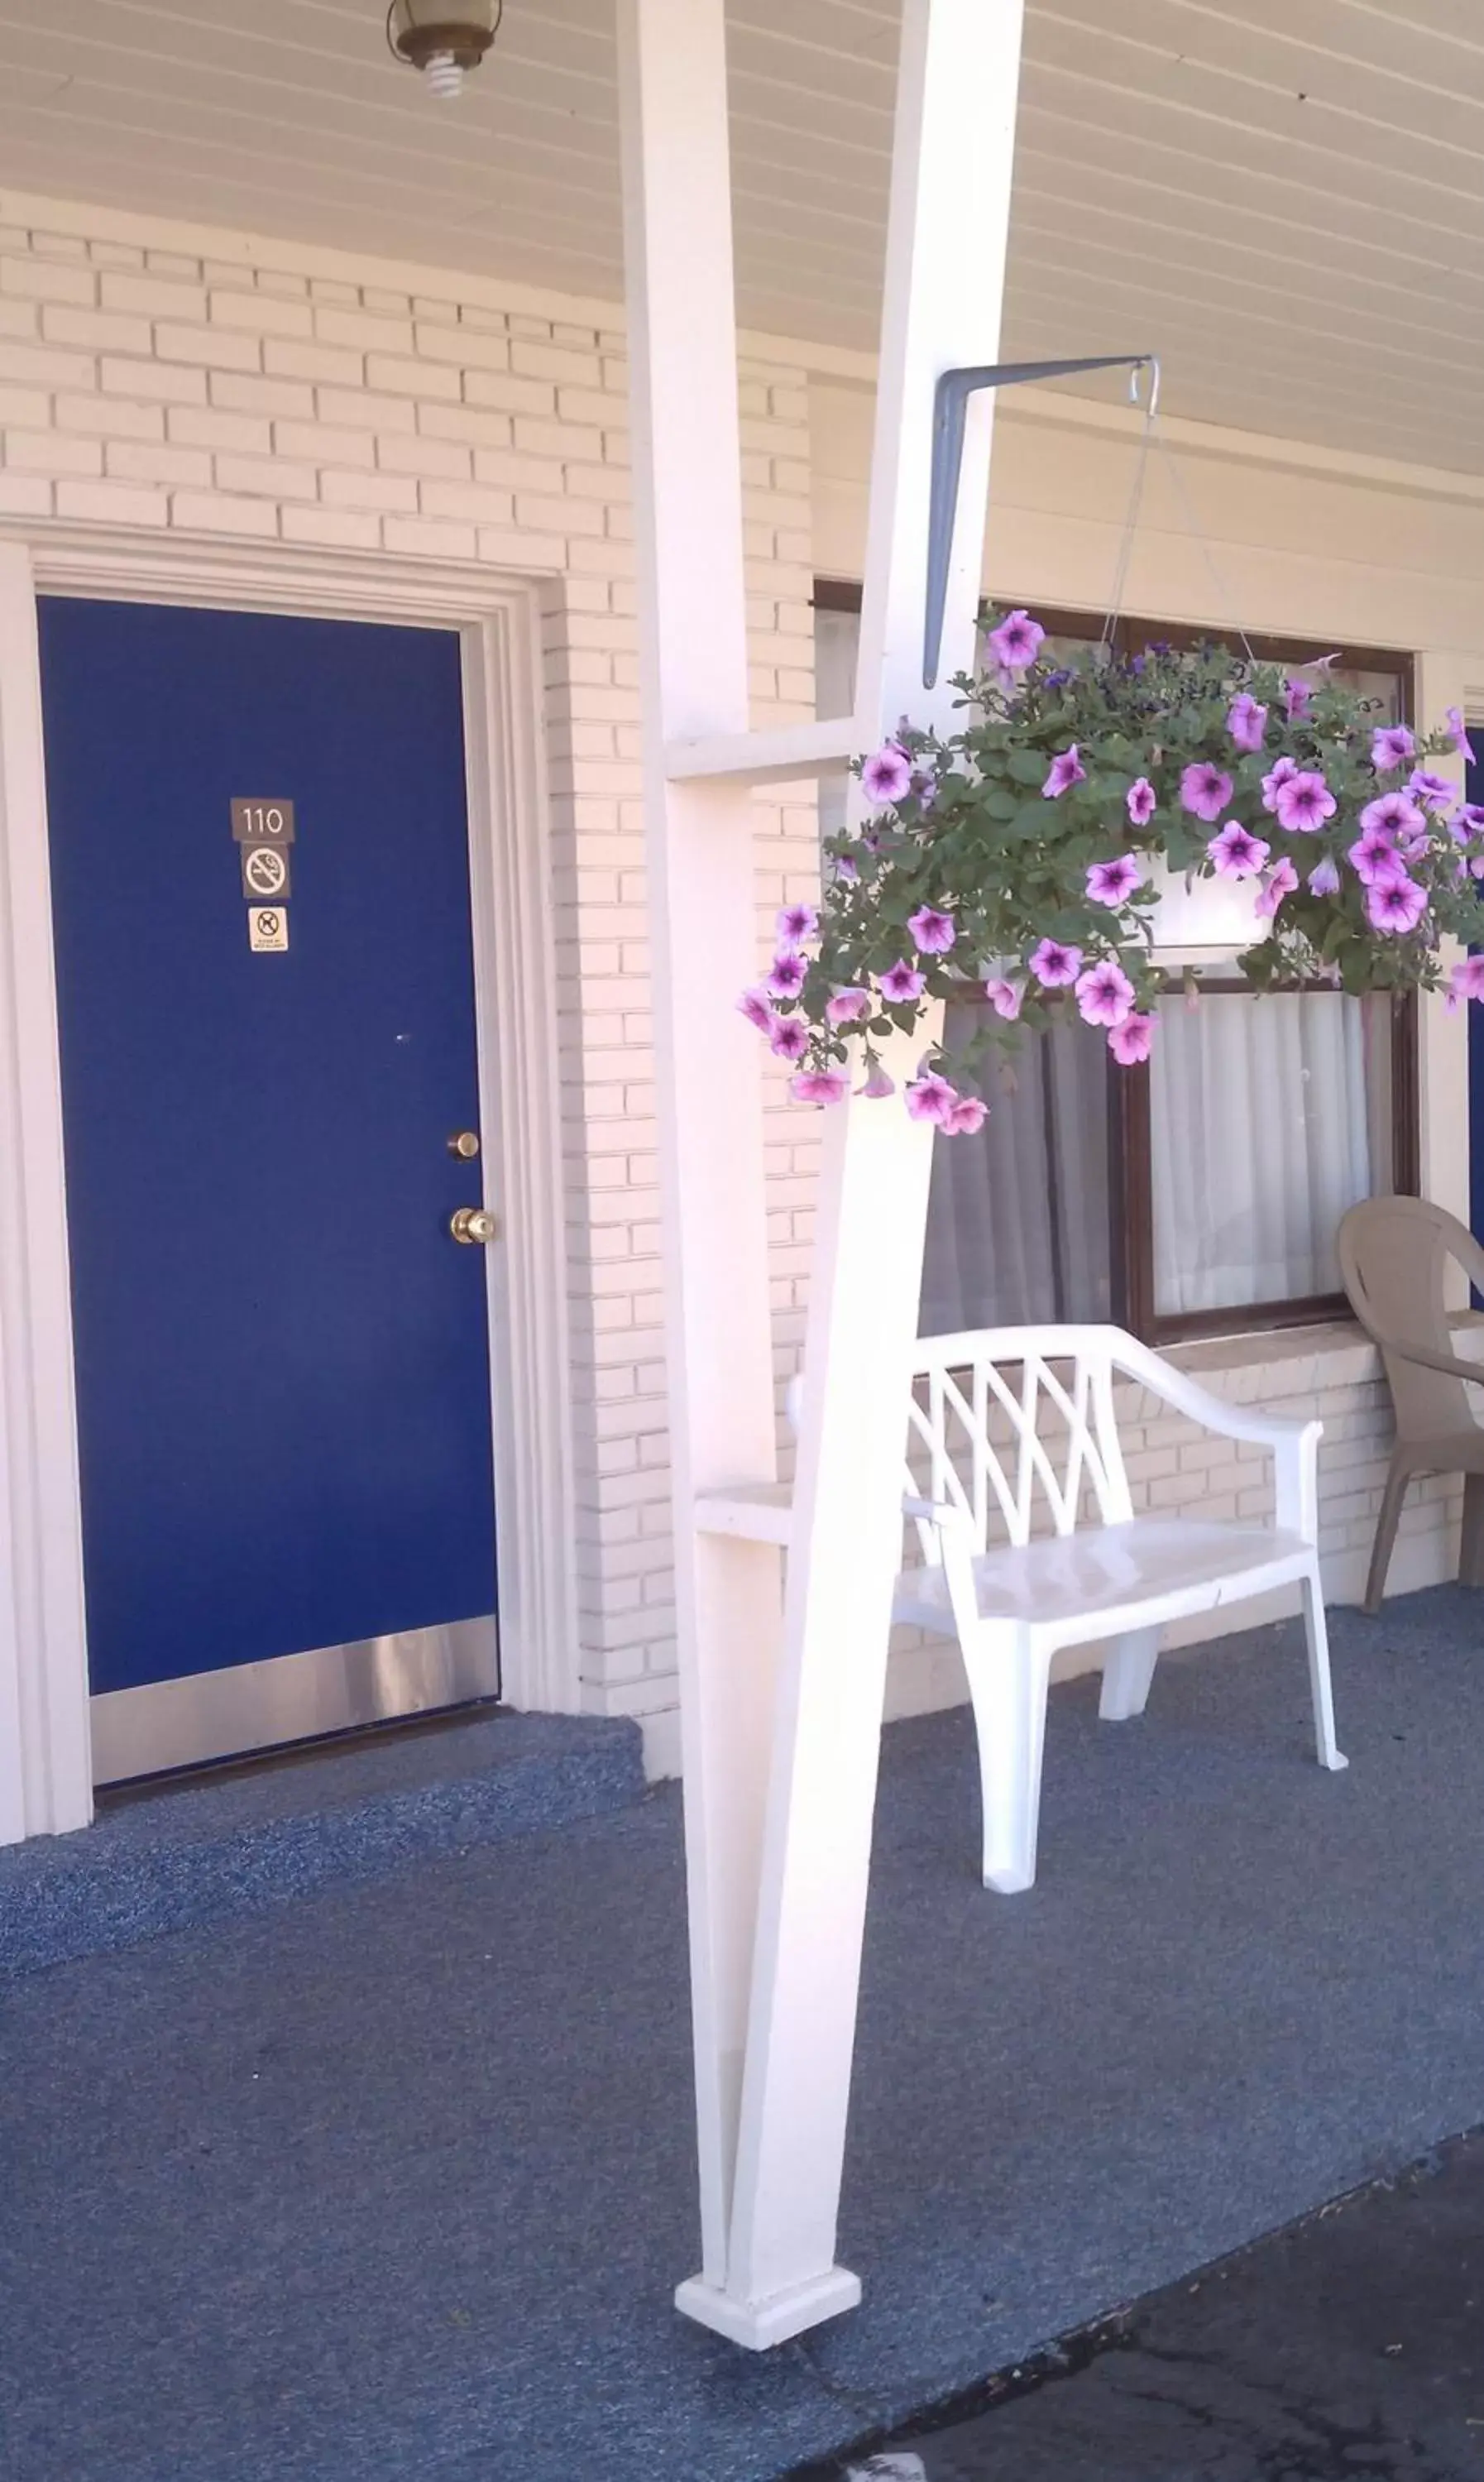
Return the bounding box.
[674,2265,863,2350]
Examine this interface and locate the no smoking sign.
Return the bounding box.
[241,844,290,899]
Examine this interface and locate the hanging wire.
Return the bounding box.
[1100,355,1160,649]
[1150,406,1257,665]
[1099,356,1258,668]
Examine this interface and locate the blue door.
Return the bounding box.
[40,598,499,1770]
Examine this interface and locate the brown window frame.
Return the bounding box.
[813,581,1421,1343]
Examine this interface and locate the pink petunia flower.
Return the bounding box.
[861,742,912,806]
[1255,858,1300,918]
[1029,937,1083,989]
[1086,855,1145,907]
[907,904,956,955]
[1075,960,1135,1028]
[1446,707,1477,764]
[1450,956,1484,1004]
[767,950,808,999]
[1407,768,1456,817]
[831,850,859,885]
[1308,857,1342,897]
[983,976,1022,1020]
[789,1070,849,1107]
[1207,820,1269,879]
[879,958,926,1004]
[1126,777,1157,827]
[1180,762,1234,822]
[944,1094,989,1135]
[1227,692,1268,753]
[904,1071,960,1127]
[736,985,773,1032]
[986,608,1045,673]
[1108,1013,1156,1066]
[1274,769,1336,833]
[1041,745,1086,799]
[1261,755,1299,813]
[776,903,818,949]
[1360,792,1424,841]
[1366,874,1428,933]
[1285,679,1313,721]
[1348,828,1408,888]
[826,987,872,1027]
[767,1014,810,1062]
[1372,724,1415,773]
[858,1057,895,1099]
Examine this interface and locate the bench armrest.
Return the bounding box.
[901,1493,981,1639]
[1113,1337,1322,1542]
[902,1491,971,1533]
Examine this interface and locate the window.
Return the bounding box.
[812,584,1419,1343]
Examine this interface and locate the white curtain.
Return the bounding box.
[1151,993,1373,1315]
[920,1010,1113,1332]
[814,605,859,841]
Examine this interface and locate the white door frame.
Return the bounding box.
[0,525,578,1843]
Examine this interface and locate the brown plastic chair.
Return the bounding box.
[1337,1196,1484,1612]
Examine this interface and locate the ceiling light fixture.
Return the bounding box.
[386,1,503,101]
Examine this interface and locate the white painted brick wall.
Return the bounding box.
[0,202,1447,1777]
[0,206,819,1773]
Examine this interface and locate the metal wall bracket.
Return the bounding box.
[925,351,1156,688]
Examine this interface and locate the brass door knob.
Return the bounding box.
[450,1206,497,1245]
[448,1131,481,1160]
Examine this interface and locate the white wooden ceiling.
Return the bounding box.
[1,0,1480,473]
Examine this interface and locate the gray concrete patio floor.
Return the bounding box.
[2,1586,1482,2481]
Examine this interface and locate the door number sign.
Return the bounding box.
[231,799,295,844]
[232,798,295,951]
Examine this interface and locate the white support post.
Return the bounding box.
[695,0,1029,2346]
[615,0,786,2292]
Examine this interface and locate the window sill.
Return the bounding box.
[1161,1310,1484,1401]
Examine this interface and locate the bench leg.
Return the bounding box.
[1300,1564,1348,1773]
[1099,1626,1160,1723]
[964,1624,1050,1894]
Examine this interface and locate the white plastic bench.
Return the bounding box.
[764,1324,1347,1894]
[903,1325,1348,1889]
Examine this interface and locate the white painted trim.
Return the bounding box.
[459,609,578,1714]
[0,540,92,1842]
[664,717,857,785]
[0,527,577,1840]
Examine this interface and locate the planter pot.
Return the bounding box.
[1145,859,1271,965]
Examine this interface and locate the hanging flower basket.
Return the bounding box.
[742,613,1484,1129]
